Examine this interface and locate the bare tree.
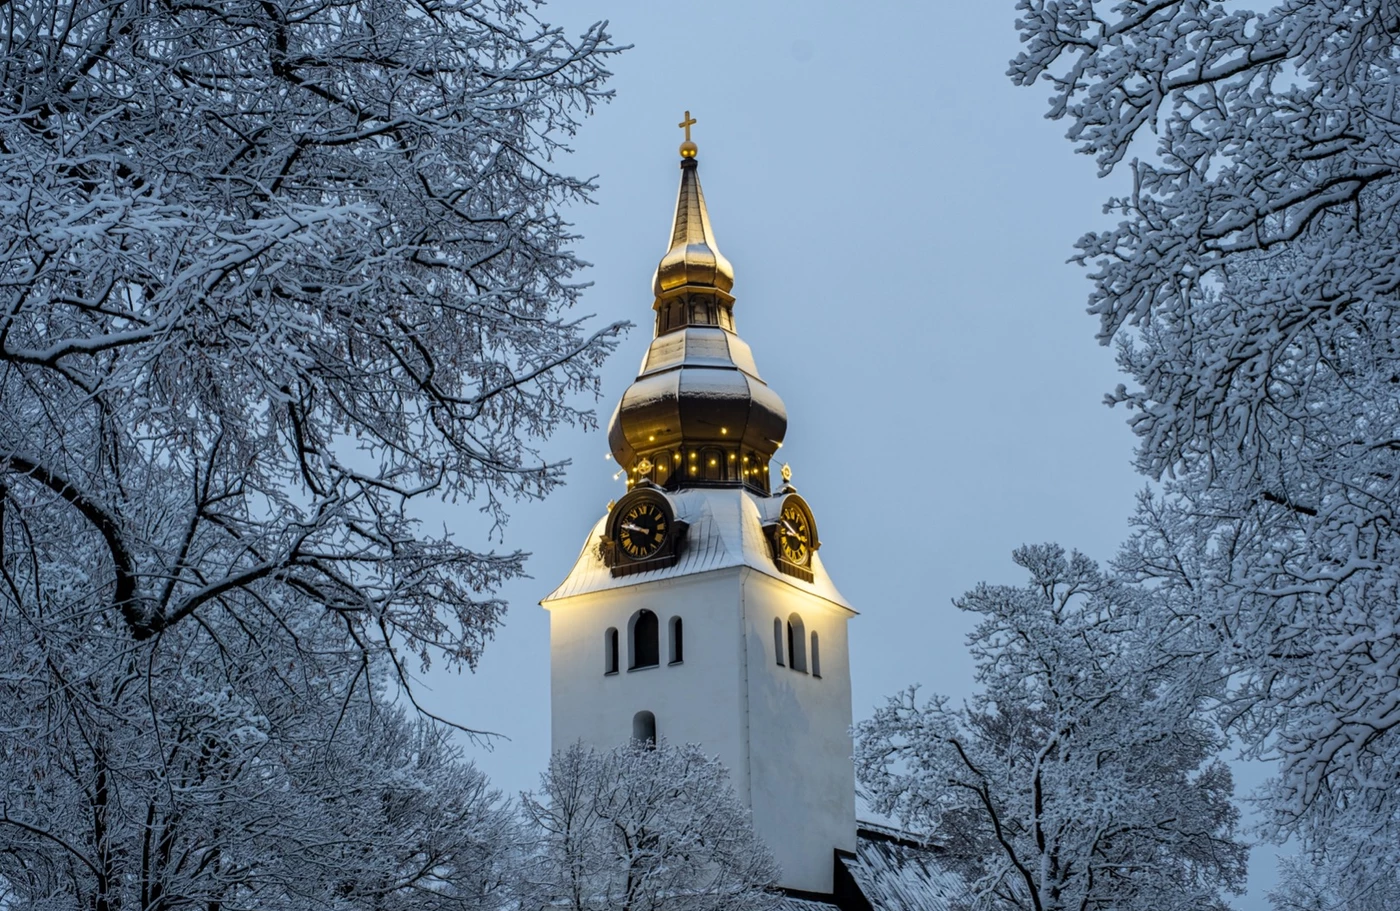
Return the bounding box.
[1269,831,1400,911]
[855,545,1246,911]
[519,741,781,911]
[1010,0,1400,872]
[0,0,623,659]
[0,605,523,910]
[1,0,622,905]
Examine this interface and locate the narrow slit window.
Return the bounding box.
[773,618,784,667]
[669,616,684,664]
[787,613,807,673]
[810,630,821,678]
[605,627,619,675]
[630,609,659,670]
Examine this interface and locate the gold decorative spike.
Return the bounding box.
[652,136,734,297]
[780,463,792,482]
[678,110,698,158]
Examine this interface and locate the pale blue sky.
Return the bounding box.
[419,2,1277,906]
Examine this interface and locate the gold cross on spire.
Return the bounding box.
[678,110,698,159]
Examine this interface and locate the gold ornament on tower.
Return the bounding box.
[652,111,733,298]
[678,110,698,158]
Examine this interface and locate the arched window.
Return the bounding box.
[630,609,659,670]
[604,627,619,675]
[773,618,785,667]
[810,630,821,678]
[633,710,656,747]
[787,613,807,673]
[669,616,684,664]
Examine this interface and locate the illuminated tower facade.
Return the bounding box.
[542,121,857,895]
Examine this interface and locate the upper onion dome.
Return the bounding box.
[608,135,786,494]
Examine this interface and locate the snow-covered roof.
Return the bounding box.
[837,824,972,911]
[777,896,840,911]
[541,486,853,612]
[772,824,973,911]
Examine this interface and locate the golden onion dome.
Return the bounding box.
[608,132,786,494]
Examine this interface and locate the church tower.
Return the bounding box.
[542,121,857,896]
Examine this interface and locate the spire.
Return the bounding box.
[652,158,735,297]
[607,114,787,494]
[651,112,735,302]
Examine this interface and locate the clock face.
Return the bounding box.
[618,500,669,560]
[778,502,812,565]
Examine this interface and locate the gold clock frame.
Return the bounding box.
[601,486,688,578]
[765,493,820,583]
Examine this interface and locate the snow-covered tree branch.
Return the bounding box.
[0,606,523,910]
[0,0,624,905]
[0,0,625,656]
[1011,0,1400,877]
[1268,828,1400,911]
[855,545,1246,911]
[520,741,781,911]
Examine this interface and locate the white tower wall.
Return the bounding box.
[544,490,858,895]
[548,569,751,798]
[740,569,857,893]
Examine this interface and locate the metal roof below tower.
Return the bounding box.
[777,824,974,911]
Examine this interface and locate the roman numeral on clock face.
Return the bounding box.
[615,497,670,561]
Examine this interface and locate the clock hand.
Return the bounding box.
[780,519,808,543]
[621,522,649,534]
